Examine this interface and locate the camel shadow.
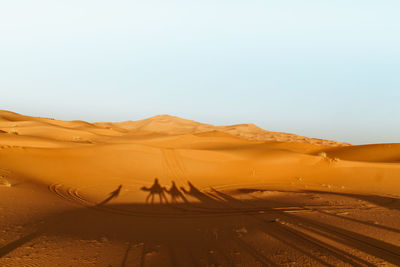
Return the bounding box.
[165,181,188,204]
[141,178,169,204]
[2,183,400,266]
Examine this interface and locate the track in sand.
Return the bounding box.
[26,182,398,266]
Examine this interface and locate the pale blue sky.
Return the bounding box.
[1,1,399,144]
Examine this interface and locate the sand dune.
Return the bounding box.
[317,143,400,163]
[1,110,399,266]
[0,110,349,146]
[1,109,399,193]
[101,113,350,146]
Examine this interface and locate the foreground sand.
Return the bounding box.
[1,110,400,266]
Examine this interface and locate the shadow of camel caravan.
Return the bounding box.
[141,178,169,204]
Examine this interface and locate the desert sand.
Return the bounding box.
[0,109,399,266]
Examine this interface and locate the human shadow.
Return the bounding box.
[97,185,123,206]
[141,178,169,204]
[0,231,42,258]
[2,183,400,266]
[0,202,259,266]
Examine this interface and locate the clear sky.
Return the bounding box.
[1,1,399,144]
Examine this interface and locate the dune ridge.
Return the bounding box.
[0,110,349,146]
[0,109,399,196]
[1,109,400,266]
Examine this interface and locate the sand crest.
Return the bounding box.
[1,110,399,266]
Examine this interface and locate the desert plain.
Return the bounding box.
[0,109,400,266]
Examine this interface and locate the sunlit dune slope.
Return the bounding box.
[0,110,348,146]
[0,110,125,144]
[318,143,400,163]
[1,137,400,196]
[107,114,350,146]
[1,109,400,196]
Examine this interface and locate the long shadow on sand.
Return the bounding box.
[1,184,400,266]
[302,190,400,211]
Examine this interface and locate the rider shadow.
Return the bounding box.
[140,179,217,205]
[141,178,169,204]
[2,183,400,266]
[97,185,123,206]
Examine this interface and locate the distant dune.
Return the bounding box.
[0,110,349,146]
[1,109,400,266]
[319,143,400,163]
[0,109,399,195]
[107,114,350,146]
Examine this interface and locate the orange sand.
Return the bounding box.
[1,110,399,266]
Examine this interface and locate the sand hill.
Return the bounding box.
[103,114,350,146]
[0,110,349,146]
[1,109,400,266]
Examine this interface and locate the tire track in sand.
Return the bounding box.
[161,148,187,185]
